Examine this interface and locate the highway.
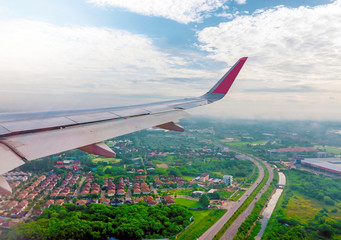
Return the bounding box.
[221,160,273,239]
[199,157,264,240]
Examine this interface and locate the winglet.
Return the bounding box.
[202,57,247,102]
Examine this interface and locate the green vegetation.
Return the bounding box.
[92,157,121,164]
[168,188,193,196]
[263,169,341,240]
[177,210,226,240]
[214,160,269,240]
[174,198,201,208]
[217,190,234,199]
[3,203,191,240]
[230,189,246,201]
[233,170,278,240]
[315,145,341,155]
[199,194,210,208]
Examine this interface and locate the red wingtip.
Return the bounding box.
[212,57,248,95]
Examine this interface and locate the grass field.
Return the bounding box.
[224,141,267,146]
[217,190,233,199]
[169,189,193,196]
[92,157,121,164]
[315,145,341,155]
[212,172,224,177]
[286,194,341,225]
[174,198,201,208]
[183,176,194,181]
[177,209,226,240]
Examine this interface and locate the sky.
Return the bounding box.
[0,0,340,120]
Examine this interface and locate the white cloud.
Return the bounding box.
[215,12,234,19]
[235,0,246,4]
[87,0,228,24]
[197,0,341,120]
[0,20,215,112]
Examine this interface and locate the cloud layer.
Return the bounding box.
[88,0,228,24]
[0,20,214,112]
[196,0,341,119]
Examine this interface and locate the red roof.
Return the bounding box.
[274,147,318,152]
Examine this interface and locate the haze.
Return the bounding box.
[0,0,340,120]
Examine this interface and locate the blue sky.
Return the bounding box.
[0,0,340,120]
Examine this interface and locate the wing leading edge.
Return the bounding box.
[0,57,247,194]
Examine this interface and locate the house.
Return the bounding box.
[163,195,175,205]
[111,199,123,206]
[116,189,125,196]
[107,189,116,196]
[3,201,18,211]
[55,199,65,206]
[42,200,55,209]
[155,180,164,188]
[199,173,209,182]
[31,209,43,217]
[134,197,144,204]
[75,199,87,206]
[100,198,110,205]
[144,196,156,206]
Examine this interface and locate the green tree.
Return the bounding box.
[199,194,210,208]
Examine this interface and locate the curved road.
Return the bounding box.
[221,160,273,239]
[199,157,264,240]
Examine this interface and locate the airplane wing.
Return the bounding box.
[0,57,247,194]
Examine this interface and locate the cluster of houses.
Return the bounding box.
[50,172,79,198]
[80,175,99,196]
[0,218,19,229]
[2,199,29,218]
[105,178,116,196]
[3,171,32,183]
[17,175,48,200]
[153,175,185,188]
[115,178,126,196]
[132,181,150,195]
[54,159,81,170]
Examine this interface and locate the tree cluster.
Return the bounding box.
[3,203,192,240]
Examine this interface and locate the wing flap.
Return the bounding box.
[0,143,25,175]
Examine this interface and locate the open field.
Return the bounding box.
[174,198,201,208]
[183,176,194,181]
[92,157,121,164]
[223,141,267,146]
[286,194,341,225]
[177,209,226,240]
[217,190,233,199]
[315,145,341,155]
[169,189,193,196]
[156,163,169,168]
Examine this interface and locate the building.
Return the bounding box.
[302,158,341,176]
[223,175,233,186]
[199,173,209,182]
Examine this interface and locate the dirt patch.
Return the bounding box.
[156,164,169,169]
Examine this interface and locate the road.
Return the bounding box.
[221,161,273,239]
[198,158,264,240]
